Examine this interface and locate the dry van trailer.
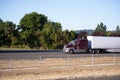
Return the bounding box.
[87,36,120,53]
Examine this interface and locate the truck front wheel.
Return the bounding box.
[69,49,74,54]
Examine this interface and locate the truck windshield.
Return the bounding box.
[68,41,75,45]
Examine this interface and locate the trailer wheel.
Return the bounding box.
[86,49,92,53]
[96,49,101,54]
[89,49,92,53]
[92,49,101,54]
[69,49,74,54]
[92,49,95,54]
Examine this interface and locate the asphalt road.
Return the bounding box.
[0,50,120,60]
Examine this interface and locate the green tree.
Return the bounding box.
[116,25,120,33]
[95,22,107,35]
[62,30,76,44]
[92,22,107,36]
[0,19,4,46]
[40,21,63,49]
[19,12,47,31]
[0,19,17,47]
[18,12,47,48]
[0,12,77,49]
[106,31,112,36]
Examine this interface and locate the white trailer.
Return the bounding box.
[87,36,120,53]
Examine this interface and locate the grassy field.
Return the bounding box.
[0,65,120,80]
[57,75,120,80]
[0,56,120,80]
[0,56,120,69]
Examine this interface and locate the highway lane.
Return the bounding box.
[0,50,120,60]
[0,50,64,59]
[0,49,62,53]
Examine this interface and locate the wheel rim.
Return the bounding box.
[69,49,74,54]
[96,50,100,54]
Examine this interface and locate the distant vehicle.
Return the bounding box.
[63,36,120,53]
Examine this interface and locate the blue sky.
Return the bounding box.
[0,0,120,31]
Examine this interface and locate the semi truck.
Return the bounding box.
[63,36,120,53]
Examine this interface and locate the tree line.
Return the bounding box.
[0,12,120,49]
[93,22,120,36]
[77,22,120,39]
[0,12,76,49]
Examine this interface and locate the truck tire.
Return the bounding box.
[96,49,101,54]
[95,49,100,54]
[69,49,74,54]
[92,49,95,54]
[92,49,101,54]
[86,49,92,53]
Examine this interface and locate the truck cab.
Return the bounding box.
[63,38,88,53]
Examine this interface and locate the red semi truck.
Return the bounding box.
[63,36,120,53]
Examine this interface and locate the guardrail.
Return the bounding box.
[0,54,120,70]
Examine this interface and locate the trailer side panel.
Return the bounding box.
[87,36,120,49]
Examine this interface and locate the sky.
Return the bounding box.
[0,0,120,31]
